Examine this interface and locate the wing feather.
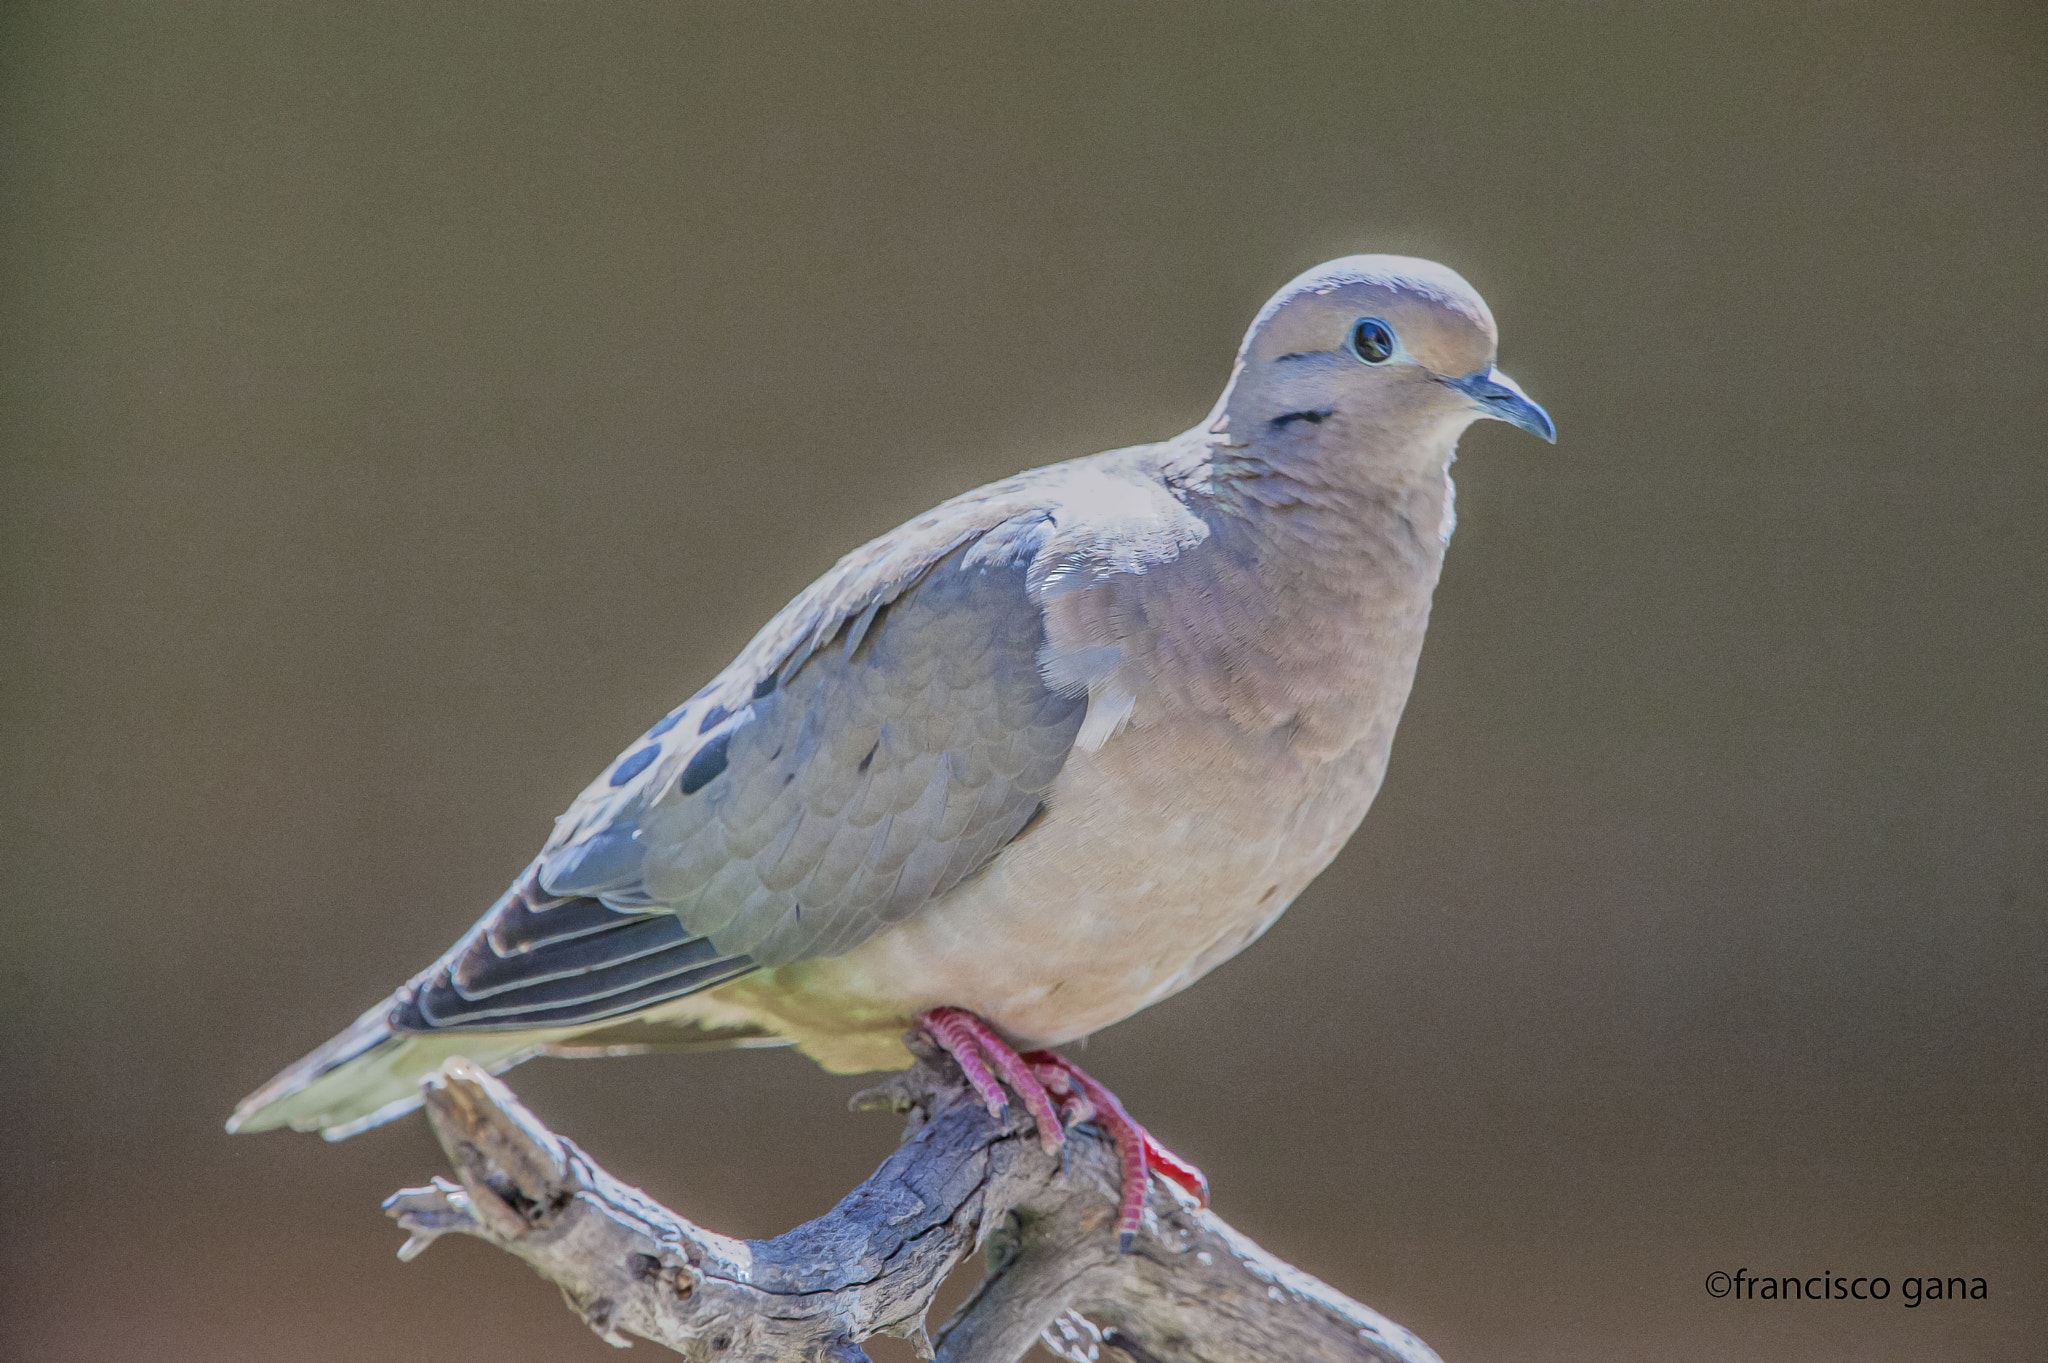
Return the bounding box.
[387,463,1197,1040]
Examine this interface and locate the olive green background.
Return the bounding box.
[4,4,2043,1360]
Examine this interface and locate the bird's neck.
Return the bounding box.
[1195,411,1463,578]
[1222,429,1458,680]
[1155,420,1463,758]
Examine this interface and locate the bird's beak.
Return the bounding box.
[1447,367,1556,443]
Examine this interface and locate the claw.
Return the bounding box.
[917,1007,1064,1155]
[1024,1053,1150,1248]
[978,1035,1067,1156]
[916,1011,1210,1253]
[918,1007,1009,1121]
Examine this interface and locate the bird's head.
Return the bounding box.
[1213,255,1554,466]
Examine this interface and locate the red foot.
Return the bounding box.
[915,1007,1209,1252]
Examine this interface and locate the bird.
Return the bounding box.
[229,255,1554,1246]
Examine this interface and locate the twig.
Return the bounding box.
[383,1042,1441,1363]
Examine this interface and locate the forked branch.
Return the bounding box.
[383,1041,1440,1363]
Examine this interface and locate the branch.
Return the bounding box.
[383,1044,1441,1363]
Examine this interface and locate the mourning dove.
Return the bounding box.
[229,255,1554,1242]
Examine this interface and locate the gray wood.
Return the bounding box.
[385,1043,1441,1363]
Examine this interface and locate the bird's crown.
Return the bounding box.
[1239,255,1499,379]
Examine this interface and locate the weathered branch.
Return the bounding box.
[383,1042,1441,1363]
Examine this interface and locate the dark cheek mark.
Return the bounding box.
[609,745,662,787]
[698,703,731,735]
[677,731,733,795]
[1270,408,1332,430]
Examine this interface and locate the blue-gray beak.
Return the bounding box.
[1447,367,1556,443]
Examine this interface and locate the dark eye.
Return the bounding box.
[1348,318,1397,364]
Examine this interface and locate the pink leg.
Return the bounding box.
[1025,1051,1210,1249]
[1036,1055,1149,1250]
[1026,1050,1210,1207]
[1138,1133,1211,1209]
[918,1006,1010,1121]
[1028,1061,1096,1128]
[916,1008,1065,1154]
[912,1007,1210,1254]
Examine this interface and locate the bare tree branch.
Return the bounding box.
[383,1044,1441,1363]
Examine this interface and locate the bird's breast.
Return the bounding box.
[742,702,1399,1064]
[687,477,1453,1069]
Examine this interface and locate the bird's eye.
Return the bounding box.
[1347,318,1397,364]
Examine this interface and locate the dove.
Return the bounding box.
[229,255,1554,1245]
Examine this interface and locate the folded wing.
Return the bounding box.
[392,499,1088,1036]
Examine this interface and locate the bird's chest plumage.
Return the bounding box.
[710,478,1452,1069]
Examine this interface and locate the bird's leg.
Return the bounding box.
[1023,1050,1210,1251]
[1027,1060,1096,1127]
[914,1007,1210,1254]
[916,1006,1012,1122]
[914,1007,1065,1155]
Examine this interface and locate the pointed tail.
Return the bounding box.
[226,997,556,1140]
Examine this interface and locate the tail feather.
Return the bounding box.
[226,998,561,1139]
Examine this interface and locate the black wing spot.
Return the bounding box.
[751,674,778,700]
[1271,408,1333,429]
[857,743,878,773]
[698,703,731,735]
[610,745,661,787]
[677,730,733,795]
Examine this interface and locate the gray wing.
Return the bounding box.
[548,507,1086,966]
[393,495,1088,1035]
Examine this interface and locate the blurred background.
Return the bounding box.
[3,3,2043,1360]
